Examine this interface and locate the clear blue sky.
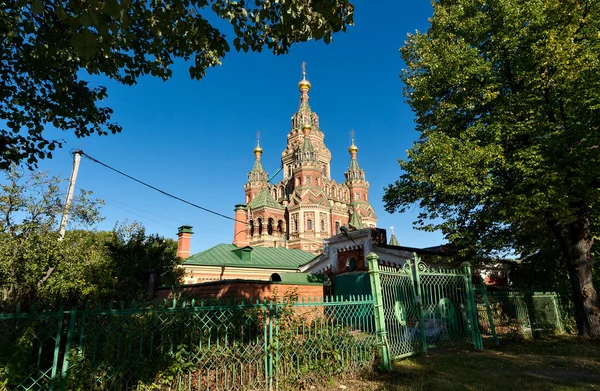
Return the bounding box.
[22,1,442,254]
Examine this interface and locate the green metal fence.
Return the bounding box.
[0,296,376,390]
[367,253,483,368]
[475,287,563,343]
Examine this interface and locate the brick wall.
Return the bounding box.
[158,280,325,302]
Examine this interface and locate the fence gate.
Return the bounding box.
[367,253,483,367]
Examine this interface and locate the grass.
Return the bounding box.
[328,336,600,391]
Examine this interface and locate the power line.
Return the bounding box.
[79,151,245,224]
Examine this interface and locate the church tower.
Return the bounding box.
[233,64,377,254]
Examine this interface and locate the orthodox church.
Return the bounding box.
[232,65,377,254]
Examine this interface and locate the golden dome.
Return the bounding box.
[298,78,311,91]
[349,143,358,154]
[254,144,263,155]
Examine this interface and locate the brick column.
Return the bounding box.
[177,225,193,259]
[233,204,249,247]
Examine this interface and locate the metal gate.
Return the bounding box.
[367,253,483,368]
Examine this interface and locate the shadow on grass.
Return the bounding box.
[335,336,600,391]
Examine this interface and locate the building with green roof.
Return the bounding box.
[181,243,317,284]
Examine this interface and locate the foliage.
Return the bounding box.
[384,0,600,337]
[0,167,182,307]
[0,0,354,169]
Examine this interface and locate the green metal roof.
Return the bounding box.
[349,211,364,229]
[348,157,361,172]
[301,136,315,153]
[389,233,400,246]
[248,188,282,210]
[183,244,315,270]
[250,159,265,174]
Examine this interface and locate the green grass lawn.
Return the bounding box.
[334,336,600,391]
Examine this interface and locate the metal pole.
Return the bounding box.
[58,150,82,240]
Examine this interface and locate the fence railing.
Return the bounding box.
[0,296,376,391]
[475,287,563,343]
[0,263,567,389]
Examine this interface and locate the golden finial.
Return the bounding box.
[298,61,311,91]
[254,130,263,156]
[349,129,358,154]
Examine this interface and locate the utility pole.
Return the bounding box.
[58,149,82,240]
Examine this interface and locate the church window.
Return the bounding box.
[337,189,341,199]
[335,221,340,234]
[250,220,255,237]
[277,220,284,234]
[320,220,325,231]
[280,187,285,198]
[258,218,263,236]
[307,219,313,230]
[322,164,327,176]
[344,191,348,201]
[355,193,360,200]
[306,177,311,185]
[268,218,274,235]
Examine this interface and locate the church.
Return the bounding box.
[232,65,378,254]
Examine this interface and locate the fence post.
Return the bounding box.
[367,252,391,371]
[462,263,483,350]
[50,304,64,391]
[479,284,500,346]
[412,254,428,353]
[60,306,78,388]
[267,300,274,391]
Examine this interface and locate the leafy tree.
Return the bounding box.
[384,0,600,337]
[0,167,182,306]
[0,0,354,169]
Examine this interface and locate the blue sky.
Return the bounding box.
[15,1,442,254]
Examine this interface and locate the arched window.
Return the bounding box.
[258,218,263,236]
[335,221,340,234]
[306,177,311,185]
[249,220,255,237]
[294,218,298,232]
[355,193,360,200]
[277,220,284,234]
[320,220,325,232]
[307,219,313,230]
[280,187,285,198]
[337,189,341,199]
[268,218,274,235]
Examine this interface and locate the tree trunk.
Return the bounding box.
[552,216,600,338]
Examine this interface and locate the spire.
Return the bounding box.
[349,209,364,230]
[249,131,267,182]
[389,226,400,246]
[345,130,365,181]
[297,122,318,164]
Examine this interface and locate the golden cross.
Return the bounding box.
[301,61,307,79]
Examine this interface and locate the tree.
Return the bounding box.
[0,167,182,306]
[384,0,600,337]
[0,0,354,169]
